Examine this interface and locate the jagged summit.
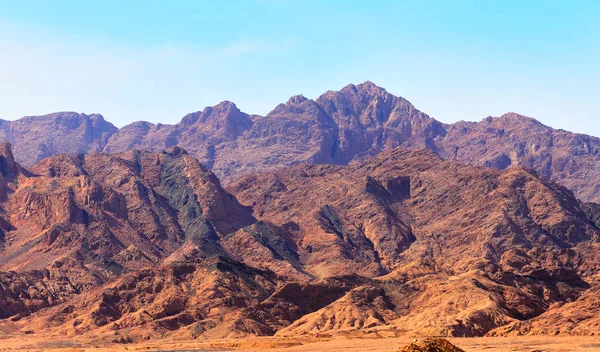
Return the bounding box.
[180,100,242,125]
[285,94,309,105]
[339,80,387,94]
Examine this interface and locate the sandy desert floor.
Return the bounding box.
[2,334,600,352]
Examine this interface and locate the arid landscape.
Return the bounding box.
[0,81,599,351]
[2,0,600,349]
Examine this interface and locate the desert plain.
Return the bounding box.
[2,333,600,352]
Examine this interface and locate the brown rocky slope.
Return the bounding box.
[0,144,600,338]
[229,148,600,337]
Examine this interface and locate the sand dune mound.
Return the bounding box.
[399,338,465,352]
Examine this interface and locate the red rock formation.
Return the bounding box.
[0,144,259,321]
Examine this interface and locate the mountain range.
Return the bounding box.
[3,81,600,203]
[1,82,600,342]
[0,141,599,340]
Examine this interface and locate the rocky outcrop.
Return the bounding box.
[230,148,599,277]
[0,256,103,319]
[0,146,269,330]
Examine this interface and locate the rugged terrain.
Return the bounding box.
[4,82,600,203]
[229,148,600,337]
[0,140,599,341]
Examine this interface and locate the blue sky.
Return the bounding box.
[0,1,598,136]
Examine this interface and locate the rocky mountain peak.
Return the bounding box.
[0,112,117,166]
[318,80,399,119]
[2,82,600,343]
[179,101,253,140]
[180,101,240,125]
[268,95,323,119]
[25,111,117,133]
[286,94,309,106]
[339,80,388,96]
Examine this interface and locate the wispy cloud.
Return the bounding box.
[0,21,296,125]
